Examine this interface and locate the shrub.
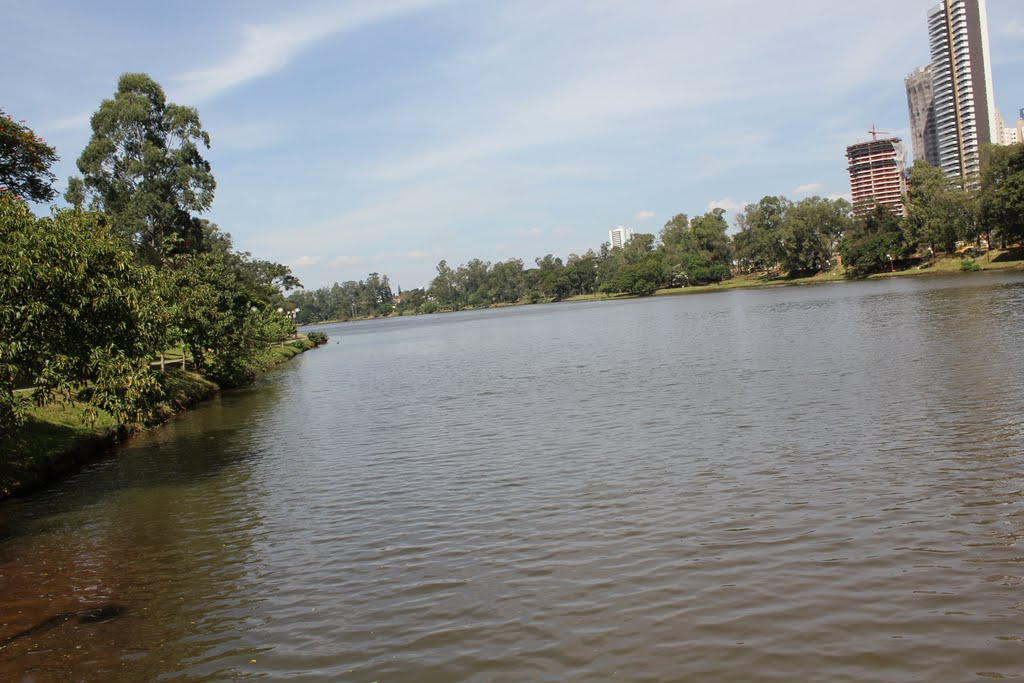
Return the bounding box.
[306,331,329,346]
[960,258,981,272]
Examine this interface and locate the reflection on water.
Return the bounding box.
[2,272,1024,682]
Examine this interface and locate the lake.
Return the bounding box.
[2,272,1024,681]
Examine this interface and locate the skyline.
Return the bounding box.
[6,0,1024,290]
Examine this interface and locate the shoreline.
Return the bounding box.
[0,338,324,503]
[299,251,1024,325]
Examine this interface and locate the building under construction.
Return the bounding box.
[846,133,907,216]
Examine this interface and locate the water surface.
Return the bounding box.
[2,272,1024,681]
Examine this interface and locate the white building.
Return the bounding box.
[608,226,633,249]
[926,0,998,184]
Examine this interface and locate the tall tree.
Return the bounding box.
[659,214,690,247]
[661,209,732,285]
[905,160,977,252]
[69,73,216,264]
[0,110,59,203]
[733,196,790,273]
[779,197,852,276]
[979,143,1024,248]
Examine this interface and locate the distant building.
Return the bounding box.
[905,65,941,166]
[609,226,633,249]
[995,107,1023,146]
[926,0,998,184]
[846,135,908,216]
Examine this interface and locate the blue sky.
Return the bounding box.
[6,0,1024,290]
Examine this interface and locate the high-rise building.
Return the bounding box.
[608,226,633,249]
[846,135,908,216]
[906,65,941,166]
[926,0,997,184]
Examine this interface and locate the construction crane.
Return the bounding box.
[867,126,893,141]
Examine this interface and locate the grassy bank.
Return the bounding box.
[651,248,1024,298]
[0,338,322,501]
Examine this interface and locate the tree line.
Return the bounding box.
[1,74,307,434]
[290,146,1024,323]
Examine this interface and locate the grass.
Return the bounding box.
[0,399,121,499]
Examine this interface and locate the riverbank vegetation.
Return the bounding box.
[289,146,1024,322]
[1,74,324,491]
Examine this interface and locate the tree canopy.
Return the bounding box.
[69,73,216,264]
[0,110,59,203]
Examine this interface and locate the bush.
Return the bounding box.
[306,331,329,346]
[960,258,981,272]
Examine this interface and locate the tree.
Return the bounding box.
[733,196,790,273]
[779,197,851,276]
[1,197,171,431]
[430,260,459,309]
[659,214,690,247]
[905,160,977,252]
[70,73,216,264]
[168,250,289,387]
[0,110,59,203]
[661,209,732,285]
[980,143,1024,248]
[839,206,909,276]
[533,254,571,301]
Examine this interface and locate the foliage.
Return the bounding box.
[733,196,789,273]
[905,161,978,252]
[661,209,733,285]
[1,197,170,430]
[839,206,909,277]
[306,331,329,345]
[69,73,216,264]
[778,197,852,276]
[979,144,1024,248]
[168,250,291,387]
[600,255,665,296]
[0,110,59,203]
[960,258,981,272]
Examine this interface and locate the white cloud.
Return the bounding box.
[330,255,363,267]
[520,227,543,237]
[553,226,573,236]
[172,0,449,103]
[496,243,510,253]
[288,255,321,268]
[827,192,854,203]
[633,210,656,222]
[708,197,747,214]
[792,183,823,196]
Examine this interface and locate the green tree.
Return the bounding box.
[661,209,732,285]
[533,254,571,300]
[69,73,216,264]
[0,110,59,203]
[430,259,459,309]
[168,250,288,387]
[839,206,909,276]
[779,197,851,276]
[980,143,1024,248]
[601,256,664,296]
[733,197,790,273]
[490,258,526,303]
[1,197,171,431]
[905,160,978,252]
[659,214,690,247]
